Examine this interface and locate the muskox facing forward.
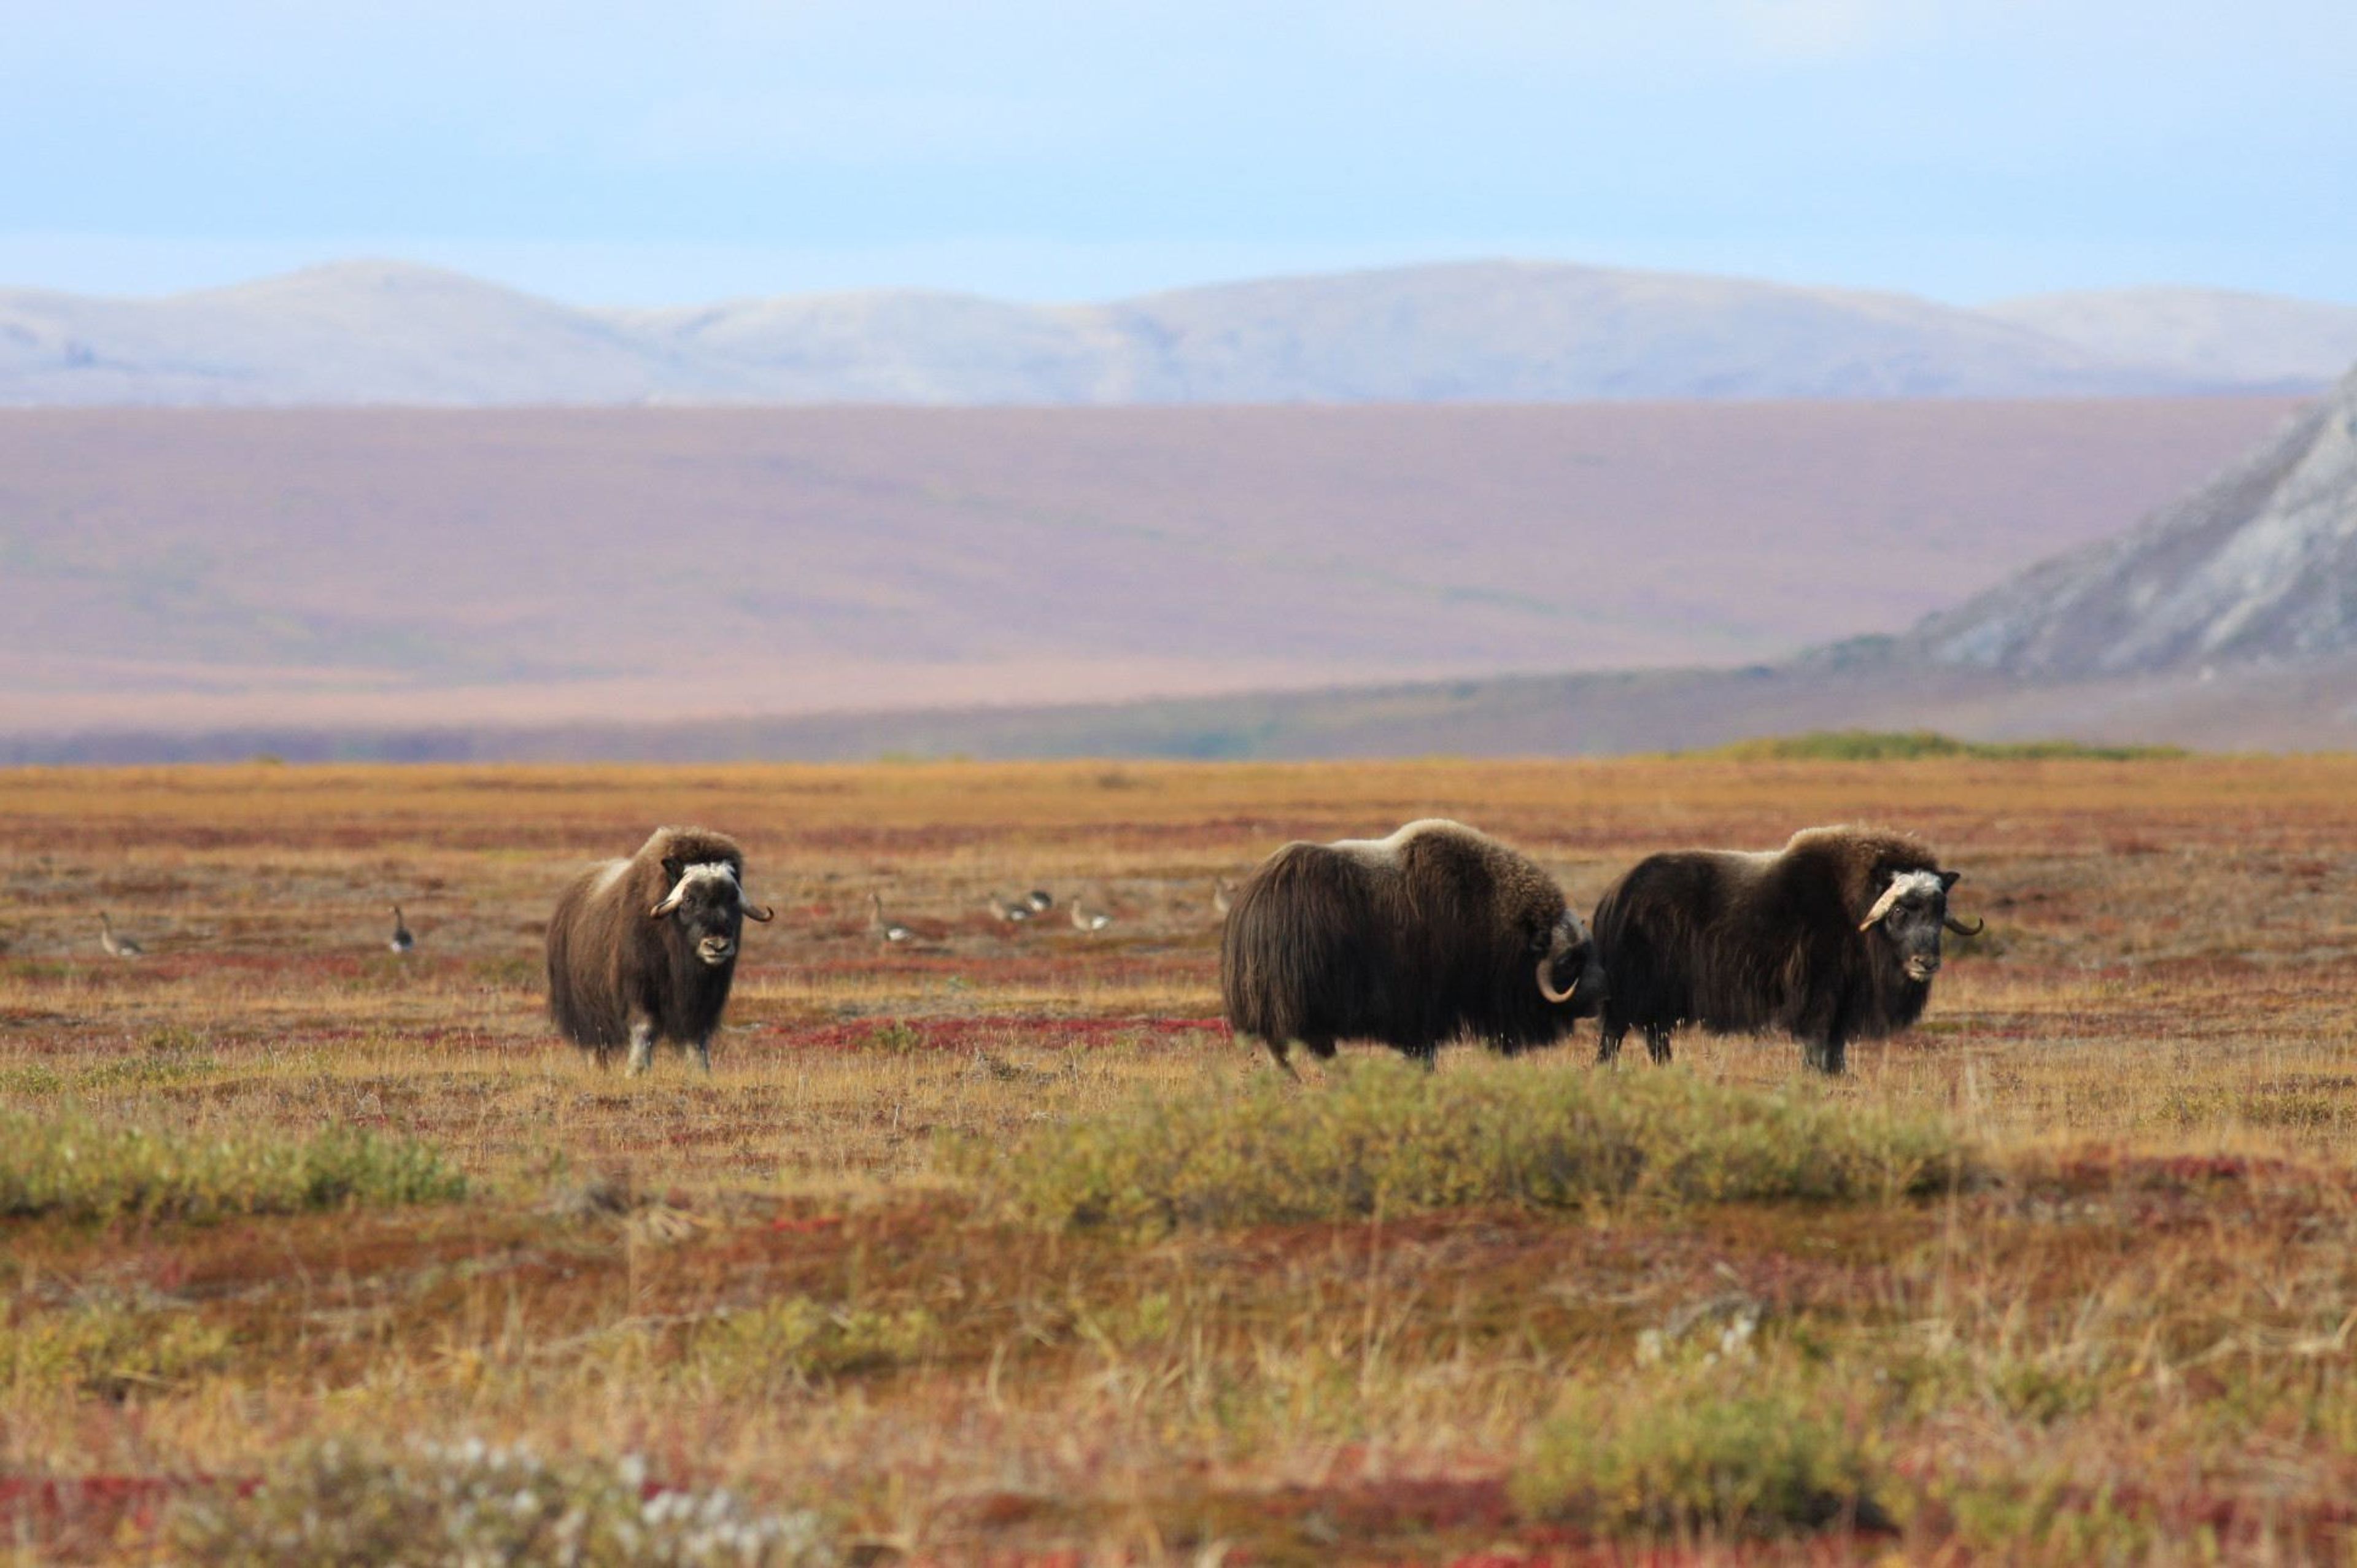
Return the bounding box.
[1590,826,1981,1075]
[546,826,775,1075]
[1221,819,1605,1068]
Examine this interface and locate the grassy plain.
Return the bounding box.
[4,756,2357,1563]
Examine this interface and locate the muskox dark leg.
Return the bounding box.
[625,1018,657,1077]
[1802,1034,1847,1075]
[1643,1025,1674,1065]
[1596,1025,1625,1065]
[690,1037,713,1075]
[1245,1035,1297,1078]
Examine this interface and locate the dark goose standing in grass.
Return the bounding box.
[98,912,144,959]
[389,904,414,954]
[1024,889,1054,913]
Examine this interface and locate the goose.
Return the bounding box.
[98,912,145,959]
[1212,878,1235,916]
[869,891,913,944]
[388,904,414,954]
[1024,889,1055,913]
[1070,900,1111,933]
[987,894,1034,924]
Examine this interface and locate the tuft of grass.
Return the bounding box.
[0,1110,467,1224]
[1704,729,2185,762]
[169,1437,838,1566]
[1513,1372,1889,1538]
[953,1056,1968,1231]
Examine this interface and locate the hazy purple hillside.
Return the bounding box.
[0,398,2307,740]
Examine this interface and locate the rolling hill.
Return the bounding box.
[2,258,2347,407]
[1984,288,2357,393]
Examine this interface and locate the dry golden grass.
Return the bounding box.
[4,757,2357,1562]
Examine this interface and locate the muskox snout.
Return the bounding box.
[697,936,737,966]
[1566,949,1609,1017]
[1904,954,1940,983]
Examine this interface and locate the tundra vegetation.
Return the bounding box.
[3,753,2357,1563]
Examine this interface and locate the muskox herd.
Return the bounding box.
[1220,818,1978,1075]
[546,818,1977,1077]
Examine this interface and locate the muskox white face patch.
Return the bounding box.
[1860,868,1959,983]
[651,861,754,965]
[652,861,739,913]
[1860,870,1945,927]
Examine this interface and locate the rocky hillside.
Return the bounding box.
[1906,363,2357,678]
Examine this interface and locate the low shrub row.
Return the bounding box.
[0,1111,466,1223]
[955,1055,1968,1231]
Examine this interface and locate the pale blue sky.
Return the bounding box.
[2,0,2351,305]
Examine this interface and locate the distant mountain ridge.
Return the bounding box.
[3,258,2351,407]
[1985,288,2357,391]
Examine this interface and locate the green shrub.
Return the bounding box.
[170,1438,838,1566]
[682,1297,939,1386]
[3,1291,234,1397]
[0,1110,466,1223]
[1514,1374,1887,1538]
[863,1021,924,1055]
[1703,729,2183,762]
[953,1056,1966,1231]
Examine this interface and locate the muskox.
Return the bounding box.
[546,826,774,1075]
[1589,826,1981,1075]
[1220,819,1606,1068]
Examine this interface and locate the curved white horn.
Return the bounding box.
[1536,918,1584,1004]
[1537,954,1579,1005]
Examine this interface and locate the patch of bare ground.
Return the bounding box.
[4,757,2357,1561]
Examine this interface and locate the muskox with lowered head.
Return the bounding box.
[1221,819,1606,1069]
[546,826,774,1075]
[1589,826,1981,1075]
